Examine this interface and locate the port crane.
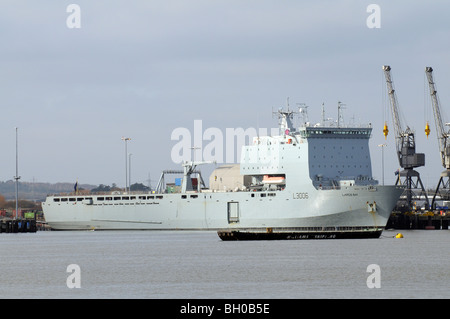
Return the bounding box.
[425,66,450,208]
[382,65,429,210]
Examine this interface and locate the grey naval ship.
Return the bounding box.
[42,108,403,240]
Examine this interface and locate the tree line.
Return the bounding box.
[0,181,152,202]
[0,194,41,211]
[90,183,150,193]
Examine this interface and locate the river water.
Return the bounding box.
[0,229,449,299]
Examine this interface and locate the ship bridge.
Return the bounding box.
[305,126,376,189]
[299,126,372,139]
[239,106,376,191]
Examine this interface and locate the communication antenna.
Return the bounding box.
[297,103,309,126]
[337,101,346,127]
[321,103,325,125]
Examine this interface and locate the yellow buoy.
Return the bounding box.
[395,233,403,239]
[425,122,430,138]
[383,122,389,139]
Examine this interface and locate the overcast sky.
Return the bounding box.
[1,1,450,189]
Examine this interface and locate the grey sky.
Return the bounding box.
[1,1,450,189]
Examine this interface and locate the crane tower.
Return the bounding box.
[382,65,429,210]
[425,66,450,208]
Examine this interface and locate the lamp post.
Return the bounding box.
[14,127,20,220]
[378,143,387,185]
[128,153,132,192]
[121,137,131,193]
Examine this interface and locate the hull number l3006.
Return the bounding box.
[293,192,309,199]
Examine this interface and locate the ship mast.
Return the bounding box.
[273,104,299,135]
[337,101,346,127]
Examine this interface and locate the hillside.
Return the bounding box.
[0,180,96,202]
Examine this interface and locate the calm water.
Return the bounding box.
[1,229,449,299]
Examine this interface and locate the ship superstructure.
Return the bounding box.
[42,107,403,239]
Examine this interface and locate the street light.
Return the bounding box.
[14,127,20,220]
[378,143,387,186]
[128,153,132,192]
[121,137,131,193]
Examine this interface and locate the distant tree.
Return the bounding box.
[3,199,40,210]
[76,189,91,195]
[130,183,150,192]
[111,183,122,192]
[0,194,6,209]
[91,183,124,193]
[91,184,111,193]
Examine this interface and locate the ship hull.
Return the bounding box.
[42,185,403,239]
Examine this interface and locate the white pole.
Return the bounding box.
[121,137,131,193]
[128,153,132,191]
[378,143,387,186]
[14,127,21,220]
